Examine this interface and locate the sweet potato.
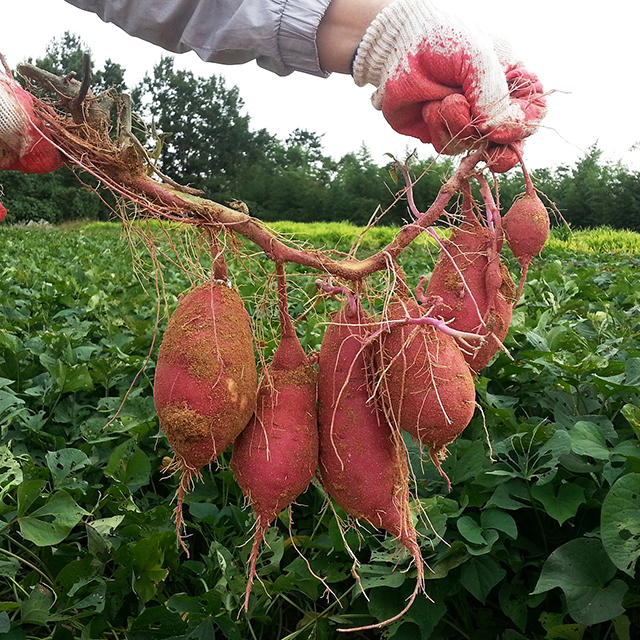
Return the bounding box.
[502,191,550,303]
[425,212,494,325]
[318,295,423,631]
[467,263,517,372]
[153,280,258,548]
[423,188,511,372]
[231,271,318,610]
[379,295,476,484]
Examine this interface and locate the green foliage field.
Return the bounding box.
[0,223,639,640]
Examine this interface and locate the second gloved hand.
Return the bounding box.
[352,0,546,170]
[0,70,63,175]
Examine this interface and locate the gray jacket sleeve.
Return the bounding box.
[63,0,333,77]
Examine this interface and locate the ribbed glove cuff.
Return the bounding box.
[352,0,451,89]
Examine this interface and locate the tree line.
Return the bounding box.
[2,33,639,232]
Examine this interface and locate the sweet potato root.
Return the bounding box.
[379,295,476,485]
[317,293,423,632]
[153,280,258,549]
[231,269,318,610]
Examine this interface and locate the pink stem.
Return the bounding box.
[315,280,358,314]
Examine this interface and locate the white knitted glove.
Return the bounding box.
[352,0,546,170]
[0,71,63,175]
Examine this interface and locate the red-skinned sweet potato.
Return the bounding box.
[231,270,318,610]
[318,294,423,632]
[154,280,258,549]
[379,294,476,485]
[423,187,513,372]
[466,263,517,372]
[425,207,496,335]
[502,191,550,303]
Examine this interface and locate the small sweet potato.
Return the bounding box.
[231,273,318,610]
[503,191,550,302]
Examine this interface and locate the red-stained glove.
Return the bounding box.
[0,71,63,174]
[352,0,546,172]
[0,69,63,220]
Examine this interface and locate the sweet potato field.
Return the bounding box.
[0,222,639,640]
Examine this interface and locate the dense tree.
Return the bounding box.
[32,32,87,77]
[133,56,275,201]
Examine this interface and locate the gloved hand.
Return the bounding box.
[352,0,546,171]
[0,71,63,175]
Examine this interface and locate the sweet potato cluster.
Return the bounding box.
[152,173,549,630]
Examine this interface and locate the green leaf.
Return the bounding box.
[532,538,627,625]
[531,482,586,525]
[129,535,171,603]
[570,421,610,460]
[456,516,499,555]
[480,508,518,539]
[89,515,125,538]
[73,583,107,612]
[128,605,186,634]
[424,542,469,580]
[621,404,640,440]
[0,447,23,502]
[20,585,54,626]
[544,622,586,640]
[56,555,98,597]
[611,615,631,640]
[0,611,9,633]
[62,365,94,393]
[457,516,485,545]
[17,479,47,518]
[104,439,151,492]
[459,555,506,603]
[498,582,529,631]
[358,563,407,591]
[525,330,549,352]
[45,448,90,489]
[167,594,208,615]
[18,490,89,546]
[445,440,487,485]
[0,556,20,578]
[0,388,24,417]
[486,479,530,510]
[601,472,640,576]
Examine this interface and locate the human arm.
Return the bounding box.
[63,0,333,77]
[316,0,392,73]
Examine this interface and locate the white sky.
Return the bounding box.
[2,1,638,171]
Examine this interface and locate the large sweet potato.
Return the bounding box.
[379,295,476,485]
[154,280,258,548]
[318,297,423,631]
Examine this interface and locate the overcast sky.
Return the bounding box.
[2,1,638,171]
